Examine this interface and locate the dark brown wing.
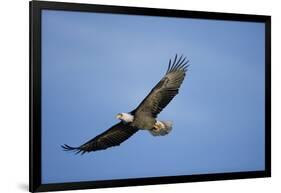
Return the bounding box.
[61,122,138,154]
[132,55,189,118]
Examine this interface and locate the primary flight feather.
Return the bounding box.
[62,54,189,154]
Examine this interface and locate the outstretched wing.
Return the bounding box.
[62,122,139,154]
[133,55,189,118]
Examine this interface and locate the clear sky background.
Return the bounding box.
[41,10,265,184]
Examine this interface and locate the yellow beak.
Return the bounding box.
[116,114,122,119]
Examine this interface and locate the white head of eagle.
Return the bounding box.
[116,113,134,123]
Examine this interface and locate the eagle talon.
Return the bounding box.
[153,122,162,130]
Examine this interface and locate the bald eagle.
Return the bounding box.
[62,55,189,154]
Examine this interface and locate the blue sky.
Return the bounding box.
[41,10,265,184]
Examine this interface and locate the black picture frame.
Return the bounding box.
[29,1,271,192]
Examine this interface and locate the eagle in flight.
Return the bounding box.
[62,55,189,154]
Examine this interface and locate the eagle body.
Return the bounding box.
[62,55,189,154]
[131,112,156,130]
[118,112,170,133]
[122,113,173,136]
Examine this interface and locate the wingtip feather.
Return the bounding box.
[61,144,86,154]
[167,54,190,74]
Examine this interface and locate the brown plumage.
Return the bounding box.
[62,54,189,154]
[62,122,138,154]
[131,54,188,129]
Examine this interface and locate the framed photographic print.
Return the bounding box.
[30,1,271,192]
